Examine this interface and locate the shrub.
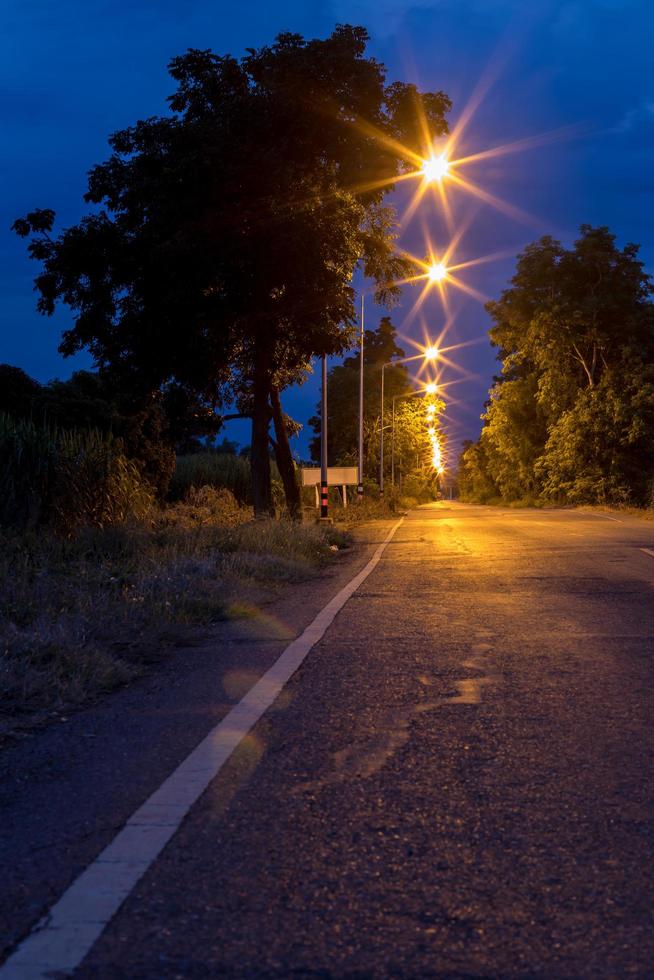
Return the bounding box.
[159,486,251,528]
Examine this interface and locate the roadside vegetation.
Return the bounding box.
[458,226,654,511]
[0,483,348,743]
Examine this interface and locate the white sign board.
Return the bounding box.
[301,467,359,486]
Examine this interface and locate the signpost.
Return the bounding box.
[301,466,359,509]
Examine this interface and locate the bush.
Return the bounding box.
[399,471,437,503]
[159,486,251,528]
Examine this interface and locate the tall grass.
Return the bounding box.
[170,452,284,506]
[170,452,252,502]
[0,414,154,533]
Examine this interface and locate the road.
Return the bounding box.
[3,502,654,978]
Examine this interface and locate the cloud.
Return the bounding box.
[330,0,444,36]
[612,100,654,135]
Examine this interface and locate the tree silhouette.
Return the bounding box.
[14,26,450,516]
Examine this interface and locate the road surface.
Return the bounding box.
[2,502,654,978]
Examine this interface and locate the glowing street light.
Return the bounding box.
[425,382,438,395]
[421,154,449,183]
[424,345,440,360]
[427,263,447,283]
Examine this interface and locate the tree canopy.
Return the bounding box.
[14,26,451,516]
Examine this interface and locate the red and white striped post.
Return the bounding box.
[320,354,329,520]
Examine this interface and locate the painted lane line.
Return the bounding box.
[580,513,624,523]
[641,548,654,559]
[0,519,404,980]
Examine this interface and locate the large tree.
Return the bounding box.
[14,26,450,517]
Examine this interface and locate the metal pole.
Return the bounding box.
[357,293,364,499]
[391,396,396,488]
[320,354,328,520]
[379,363,385,498]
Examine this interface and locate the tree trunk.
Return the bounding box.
[251,343,274,518]
[270,385,302,520]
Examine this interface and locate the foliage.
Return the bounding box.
[14,26,450,518]
[0,413,154,533]
[460,226,654,506]
[457,440,500,503]
[0,364,183,496]
[477,375,548,501]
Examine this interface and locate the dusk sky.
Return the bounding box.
[3,0,653,458]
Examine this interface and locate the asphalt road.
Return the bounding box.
[3,503,654,978]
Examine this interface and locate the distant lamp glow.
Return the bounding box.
[426,405,436,417]
[424,345,440,361]
[425,382,438,395]
[422,154,449,183]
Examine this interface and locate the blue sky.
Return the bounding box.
[3,0,653,457]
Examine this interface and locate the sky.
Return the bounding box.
[2,0,653,461]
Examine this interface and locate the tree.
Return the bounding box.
[465,225,654,505]
[14,27,450,518]
[457,439,499,503]
[0,364,42,419]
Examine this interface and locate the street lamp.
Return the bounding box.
[427,263,447,282]
[357,293,365,500]
[320,354,329,521]
[421,154,449,183]
[380,346,440,497]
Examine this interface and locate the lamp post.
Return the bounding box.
[357,293,364,499]
[320,354,329,521]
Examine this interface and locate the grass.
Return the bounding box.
[0,488,350,742]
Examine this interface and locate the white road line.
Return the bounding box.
[641,548,654,559]
[0,518,404,980]
[580,512,624,523]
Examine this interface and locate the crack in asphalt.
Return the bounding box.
[296,640,498,793]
